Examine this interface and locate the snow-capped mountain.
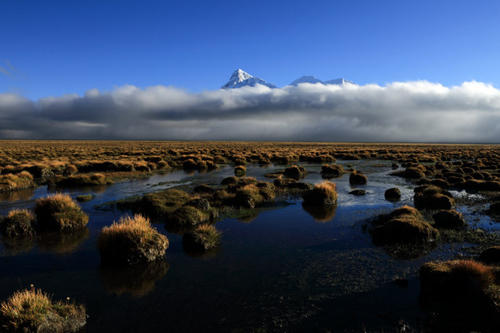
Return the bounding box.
[289,76,354,86]
[290,76,324,85]
[222,69,354,89]
[222,69,276,89]
[324,78,354,85]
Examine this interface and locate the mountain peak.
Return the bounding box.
[290,76,324,85]
[324,78,354,85]
[222,69,276,89]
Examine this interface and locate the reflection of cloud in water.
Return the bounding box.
[302,203,337,223]
[100,260,169,297]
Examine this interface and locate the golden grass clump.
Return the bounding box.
[283,165,306,180]
[98,214,169,265]
[371,205,439,245]
[0,287,86,332]
[302,181,338,207]
[349,170,368,185]
[0,209,36,239]
[34,194,88,232]
[420,260,498,317]
[432,209,466,229]
[183,224,221,252]
[414,185,454,210]
[320,164,344,179]
[56,173,112,187]
[384,187,401,202]
[234,165,246,177]
[0,172,35,193]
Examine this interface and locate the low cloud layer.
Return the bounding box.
[1,81,500,142]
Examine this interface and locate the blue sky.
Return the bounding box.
[1,0,499,99]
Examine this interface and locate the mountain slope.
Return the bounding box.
[222,69,276,89]
[290,75,324,85]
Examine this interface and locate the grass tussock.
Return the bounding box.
[432,210,466,229]
[183,224,221,252]
[34,194,88,232]
[302,181,338,206]
[98,214,169,265]
[349,170,367,185]
[371,205,439,245]
[55,173,112,187]
[234,165,246,177]
[0,287,86,333]
[283,165,306,180]
[320,164,344,179]
[414,185,455,210]
[420,259,499,326]
[0,209,36,239]
[0,172,34,193]
[384,187,401,202]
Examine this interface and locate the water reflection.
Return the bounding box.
[37,228,90,255]
[0,188,35,202]
[0,236,35,256]
[182,238,220,259]
[302,203,337,223]
[0,228,89,256]
[99,260,169,297]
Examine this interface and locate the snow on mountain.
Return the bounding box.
[222,69,354,89]
[222,69,276,89]
[324,78,355,85]
[289,76,355,87]
[290,75,324,85]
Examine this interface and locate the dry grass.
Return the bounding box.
[0,171,34,193]
[0,287,86,332]
[98,214,169,265]
[34,194,88,232]
[0,209,36,239]
[302,181,338,206]
[183,224,221,251]
[372,205,439,245]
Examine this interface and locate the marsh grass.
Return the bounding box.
[302,181,337,206]
[371,205,439,246]
[183,224,221,252]
[35,194,88,232]
[0,209,36,239]
[0,171,34,193]
[98,214,169,265]
[0,287,86,332]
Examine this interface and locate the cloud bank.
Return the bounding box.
[1,81,500,142]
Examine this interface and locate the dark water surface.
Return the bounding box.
[0,161,497,332]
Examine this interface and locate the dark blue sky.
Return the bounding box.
[1,0,499,99]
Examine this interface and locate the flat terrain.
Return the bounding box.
[0,141,499,332]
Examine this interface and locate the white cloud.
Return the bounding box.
[1,81,500,142]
